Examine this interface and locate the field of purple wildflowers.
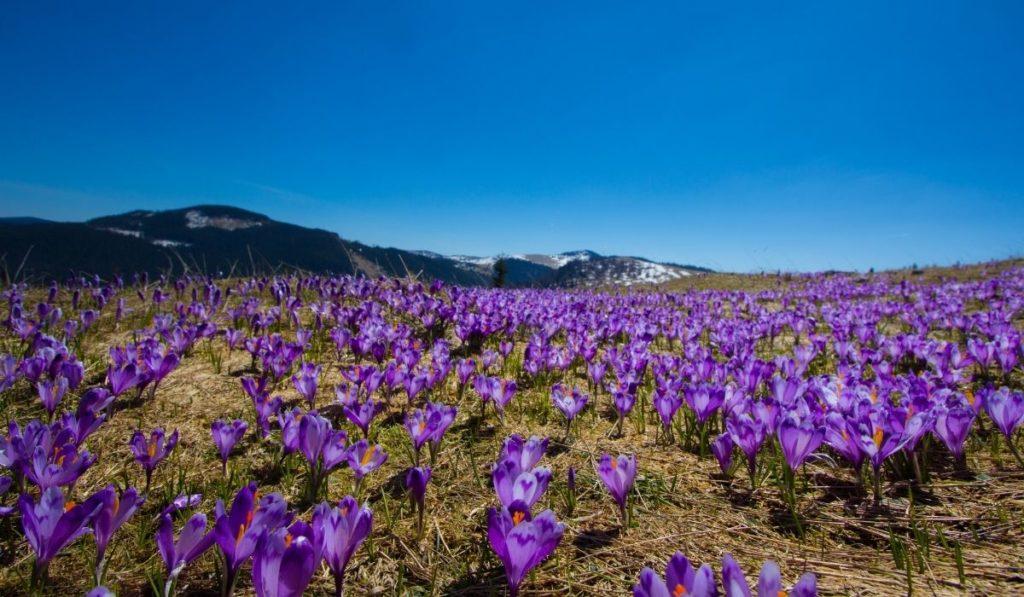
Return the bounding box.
[1,264,1023,595]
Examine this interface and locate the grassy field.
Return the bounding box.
[1,264,1022,596]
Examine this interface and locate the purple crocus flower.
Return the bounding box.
[296,411,349,501]
[405,466,431,510]
[824,412,864,471]
[107,363,142,397]
[23,442,96,490]
[37,377,69,418]
[456,358,476,387]
[984,387,1024,439]
[756,560,818,597]
[727,412,768,488]
[711,432,735,475]
[612,387,637,435]
[652,387,682,438]
[934,402,975,461]
[20,486,106,581]
[405,408,436,458]
[345,439,388,482]
[313,496,373,597]
[213,483,292,590]
[685,384,726,424]
[156,512,216,594]
[492,458,553,509]
[722,553,817,597]
[211,419,248,472]
[777,413,825,471]
[499,435,549,472]
[486,507,565,597]
[551,384,589,426]
[405,466,432,536]
[633,552,716,597]
[343,398,382,438]
[251,523,319,597]
[493,379,517,414]
[92,486,143,584]
[253,395,283,439]
[426,402,457,454]
[291,362,321,407]
[854,408,910,501]
[596,453,637,525]
[129,427,179,493]
[588,360,608,389]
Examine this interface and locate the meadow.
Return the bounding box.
[1,263,1023,595]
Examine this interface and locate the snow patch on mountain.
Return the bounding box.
[450,255,499,268]
[104,228,143,238]
[153,239,190,248]
[185,210,262,231]
[612,259,691,284]
[449,251,593,269]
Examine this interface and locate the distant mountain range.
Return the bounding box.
[0,206,711,286]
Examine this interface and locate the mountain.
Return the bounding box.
[447,251,709,287]
[0,216,54,225]
[0,205,710,286]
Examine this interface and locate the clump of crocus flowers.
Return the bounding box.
[633,551,817,597]
[487,435,565,596]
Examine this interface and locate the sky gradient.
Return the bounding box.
[2,2,1022,272]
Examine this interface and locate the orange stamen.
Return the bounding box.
[873,427,884,449]
[673,584,687,597]
[284,533,293,548]
[64,500,76,512]
[512,511,525,526]
[361,445,377,466]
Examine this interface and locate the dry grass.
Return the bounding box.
[0,267,1023,596]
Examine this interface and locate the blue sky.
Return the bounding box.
[1,2,1022,272]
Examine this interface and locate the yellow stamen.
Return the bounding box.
[869,389,878,404]
[235,524,246,544]
[148,439,157,458]
[965,389,975,406]
[873,427,884,449]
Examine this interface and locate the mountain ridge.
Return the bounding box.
[0,205,711,286]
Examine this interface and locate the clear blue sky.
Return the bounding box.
[1,2,1022,272]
